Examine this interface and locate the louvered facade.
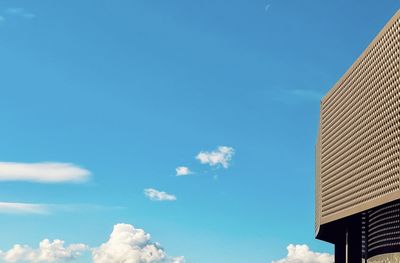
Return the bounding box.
[315,10,400,263]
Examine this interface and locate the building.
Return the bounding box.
[315,10,400,263]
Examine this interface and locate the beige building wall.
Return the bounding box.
[368,253,400,263]
[316,10,400,231]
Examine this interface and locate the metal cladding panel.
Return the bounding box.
[316,10,400,228]
[315,128,321,235]
[367,201,400,257]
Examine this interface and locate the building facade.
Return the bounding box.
[315,10,400,263]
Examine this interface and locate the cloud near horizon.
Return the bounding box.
[0,224,184,263]
[0,162,91,183]
[0,230,330,263]
[272,244,333,263]
[196,146,234,169]
[93,224,184,263]
[0,239,87,263]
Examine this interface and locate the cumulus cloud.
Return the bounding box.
[144,189,176,201]
[92,223,185,263]
[0,162,91,183]
[272,244,333,263]
[0,202,49,215]
[175,166,192,176]
[0,239,88,263]
[0,224,184,263]
[196,146,234,168]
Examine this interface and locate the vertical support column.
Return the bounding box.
[335,232,346,263]
[348,215,362,263]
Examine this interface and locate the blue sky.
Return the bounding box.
[0,1,398,262]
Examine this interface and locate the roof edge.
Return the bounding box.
[321,9,400,104]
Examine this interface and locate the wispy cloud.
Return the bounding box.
[286,89,323,101]
[0,162,91,183]
[0,16,5,22]
[48,204,124,214]
[144,188,177,201]
[0,202,123,215]
[175,166,192,176]
[196,146,235,169]
[272,244,333,263]
[265,4,271,12]
[5,7,35,19]
[0,202,49,215]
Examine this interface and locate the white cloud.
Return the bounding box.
[5,8,35,19]
[175,166,192,176]
[48,204,125,213]
[0,239,88,263]
[0,202,49,215]
[196,146,235,168]
[92,223,185,263]
[169,257,185,263]
[0,203,124,215]
[272,244,333,263]
[144,189,176,201]
[0,162,91,183]
[0,224,185,263]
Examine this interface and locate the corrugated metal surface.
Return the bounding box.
[316,11,400,228]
